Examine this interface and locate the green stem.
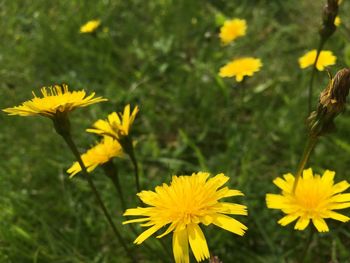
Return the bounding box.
[293,136,318,192]
[308,39,326,113]
[102,161,127,211]
[60,134,136,262]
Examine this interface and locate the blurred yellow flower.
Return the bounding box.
[87,104,138,139]
[298,50,336,71]
[3,84,106,118]
[266,168,350,232]
[334,16,341,26]
[67,136,123,177]
[219,57,262,82]
[123,172,247,263]
[219,18,247,45]
[80,19,101,33]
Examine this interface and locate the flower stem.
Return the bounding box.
[102,161,127,211]
[59,133,136,262]
[292,136,318,192]
[308,39,326,113]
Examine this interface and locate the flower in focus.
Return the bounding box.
[80,19,101,33]
[67,136,124,177]
[219,57,262,82]
[87,104,139,139]
[3,84,107,118]
[219,18,247,45]
[334,16,341,26]
[298,50,336,71]
[123,172,247,263]
[266,168,350,232]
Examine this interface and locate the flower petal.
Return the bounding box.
[173,228,189,263]
[187,224,210,262]
[278,214,299,226]
[294,217,310,231]
[134,224,163,244]
[312,218,329,232]
[212,214,247,236]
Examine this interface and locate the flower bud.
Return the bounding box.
[308,68,350,137]
[319,0,339,41]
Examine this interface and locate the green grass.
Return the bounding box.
[1,0,350,262]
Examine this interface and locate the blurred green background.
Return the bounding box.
[1,0,350,262]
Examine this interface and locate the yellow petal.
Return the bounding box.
[134,224,163,244]
[278,214,299,226]
[327,211,350,222]
[157,222,177,238]
[212,214,247,236]
[187,224,210,262]
[123,218,149,225]
[266,194,287,209]
[312,218,329,232]
[332,181,350,194]
[330,193,350,202]
[302,168,313,179]
[273,177,290,192]
[294,217,310,231]
[321,170,335,183]
[173,228,189,263]
[217,202,248,215]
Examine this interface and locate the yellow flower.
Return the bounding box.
[266,168,350,232]
[334,16,341,26]
[123,172,247,263]
[298,50,336,71]
[80,19,101,33]
[67,136,123,177]
[219,57,262,82]
[3,84,106,118]
[87,104,139,139]
[219,19,247,45]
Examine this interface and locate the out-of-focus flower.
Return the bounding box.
[219,19,247,45]
[334,16,341,26]
[298,50,336,71]
[3,84,106,118]
[67,136,124,177]
[266,168,350,232]
[123,172,247,263]
[219,57,262,82]
[87,104,139,139]
[80,19,101,33]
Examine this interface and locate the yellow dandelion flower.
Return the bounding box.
[67,136,123,177]
[80,19,101,33]
[334,16,341,26]
[266,168,350,232]
[219,19,247,45]
[87,104,139,139]
[123,172,247,263]
[219,57,262,82]
[3,84,106,118]
[298,50,336,71]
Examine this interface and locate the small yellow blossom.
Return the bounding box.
[334,16,341,26]
[266,168,350,232]
[80,19,101,33]
[298,50,336,71]
[67,136,123,177]
[87,104,139,139]
[219,19,247,45]
[3,84,106,118]
[123,172,247,263]
[219,57,262,82]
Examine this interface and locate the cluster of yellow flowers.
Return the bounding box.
[218,18,262,83]
[4,80,350,262]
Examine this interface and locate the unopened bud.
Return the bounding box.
[319,0,339,40]
[308,68,350,137]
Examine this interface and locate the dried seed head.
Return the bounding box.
[308,68,350,137]
[319,0,339,40]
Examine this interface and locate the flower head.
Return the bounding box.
[219,19,247,45]
[334,16,341,26]
[219,57,262,82]
[298,50,336,71]
[80,19,101,33]
[67,136,123,177]
[123,172,247,263]
[87,104,139,139]
[266,168,350,232]
[3,84,106,118]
